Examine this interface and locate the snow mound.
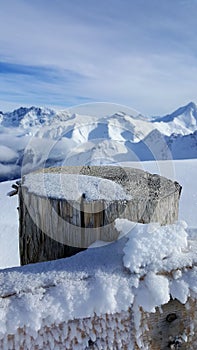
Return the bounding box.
[135,272,170,313]
[116,220,188,274]
[115,218,197,315]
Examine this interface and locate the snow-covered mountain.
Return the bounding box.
[1,102,197,136]
[0,102,196,181]
[152,102,197,136]
[1,106,57,128]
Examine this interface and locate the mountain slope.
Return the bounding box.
[152,102,197,136]
[0,102,196,181]
[1,102,197,137]
[1,106,56,128]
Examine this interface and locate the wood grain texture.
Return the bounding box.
[19,166,181,265]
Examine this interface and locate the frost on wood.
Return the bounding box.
[1,220,197,349]
[18,166,182,264]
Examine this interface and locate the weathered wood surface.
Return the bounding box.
[145,298,195,349]
[19,166,182,265]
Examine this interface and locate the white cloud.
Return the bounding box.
[0,146,18,163]
[0,163,20,180]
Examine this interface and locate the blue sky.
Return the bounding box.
[0,0,197,115]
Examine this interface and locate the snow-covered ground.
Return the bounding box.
[0,180,19,268]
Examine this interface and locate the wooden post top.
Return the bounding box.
[21,165,182,201]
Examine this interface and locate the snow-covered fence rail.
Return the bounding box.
[1,218,197,349]
[18,166,182,265]
[1,299,196,349]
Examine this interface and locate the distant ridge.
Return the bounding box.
[0,102,196,181]
[153,102,197,123]
[0,101,197,136]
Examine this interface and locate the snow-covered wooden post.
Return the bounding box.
[18,166,182,265]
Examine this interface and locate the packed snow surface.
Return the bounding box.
[23,173,131,201]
